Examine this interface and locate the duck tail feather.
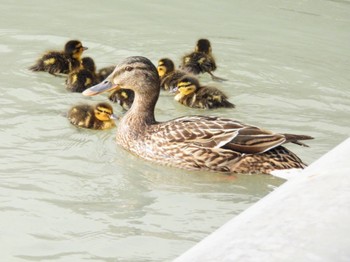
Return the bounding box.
[283,133,314,147]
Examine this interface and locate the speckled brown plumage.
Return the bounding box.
[83,56,313,175]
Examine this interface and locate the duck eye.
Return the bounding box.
[125,66,133,72]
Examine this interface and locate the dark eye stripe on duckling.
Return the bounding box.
[178,82,192,88]
[96,107,112,115]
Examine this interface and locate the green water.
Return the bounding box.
[1,0,349,261]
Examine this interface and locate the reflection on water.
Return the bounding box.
[1,0,349,261]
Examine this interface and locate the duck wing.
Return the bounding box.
[161,115,243,149]
[226,127,314,154]
[224,126,286,154]
[158,116,312,154]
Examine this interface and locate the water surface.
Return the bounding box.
[1,0,349,261]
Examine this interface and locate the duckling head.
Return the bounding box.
[195,39,212,54]
[83,56,160,99]
[174,76,200,95]
[157,58,175,77]
[81,57,96,72]
[94,102,116,121]
[65,40,88,59]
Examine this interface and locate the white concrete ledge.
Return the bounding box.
[175,138,350,262]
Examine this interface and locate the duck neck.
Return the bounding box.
[123,90,158,126]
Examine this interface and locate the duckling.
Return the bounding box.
[174,76,235,109]
[29,40,88,76]
[180,39,226,81]
[157,58,189,91]
[108,89,135,111]
[66,57,98,93]
[68,102,116,130]
[83,56,314,175]
[97,65,116,82]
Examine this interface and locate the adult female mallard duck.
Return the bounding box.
[83,56,313,175]
[66,57,98,93]
[157,58,189,91]
[29,40,88,76]
[180,39,226,81]
[68,102,116,130]
[173,75,235,109]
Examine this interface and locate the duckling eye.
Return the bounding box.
[125,66,133,72]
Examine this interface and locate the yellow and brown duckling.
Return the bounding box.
[66,57,98,93]
[96,65,116,82]
[83,56,314,175]
[29,40,88,76]
[68,102,116,130]
[173,75,235,109]
[108,88,135,111]
[157,58,189,91]
[180,39,226,81]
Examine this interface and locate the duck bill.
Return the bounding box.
[82,80,119,96]
[109,113,118,120]
[83,46,88,50]
[170,86,178,94]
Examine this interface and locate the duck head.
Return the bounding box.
[173,75,200,95]
[83,56,160,98]
[157,58,175,78]
[81,57,96,72]
[94,102,117,121]
[65,40,88,59]
[195,39,212,54]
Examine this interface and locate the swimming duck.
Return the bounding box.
[173,75,235,109]
[29,40,88,76]
[83,56,313,175]
[180,39,226,81]
[68,102,116,130]
[66,57,98,93]
[97,65,115,82]
[108,88,135,111]
[157,58,189,91]
[96,64,135,111]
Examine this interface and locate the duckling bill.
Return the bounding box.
[68,102,116,130]
[29,40,87,76]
